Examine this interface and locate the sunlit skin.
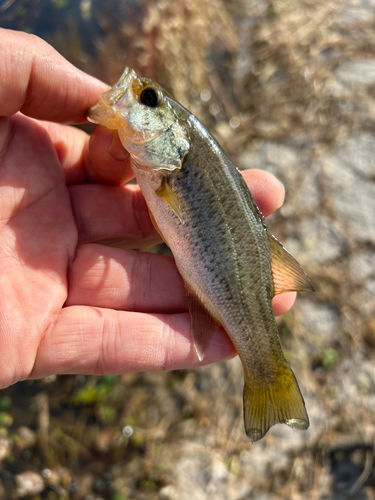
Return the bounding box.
[0,28,295,389]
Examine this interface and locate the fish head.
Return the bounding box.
[87,67,190,171]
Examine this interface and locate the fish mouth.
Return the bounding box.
[86,102,117,127]
[100,67,138,106]
[87,67,139,129]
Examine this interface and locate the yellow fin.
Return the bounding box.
[243,367,309,442]
[186,287,220,361]
[156,177,184,224]
[267,231,314,295]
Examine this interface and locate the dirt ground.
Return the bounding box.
[1,0,375,498]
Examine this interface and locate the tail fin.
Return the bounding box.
[243,367,309,443]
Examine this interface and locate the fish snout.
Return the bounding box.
[87,101,123,130]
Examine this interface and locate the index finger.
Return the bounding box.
[0,28,108,123]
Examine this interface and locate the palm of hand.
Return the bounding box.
[1,115,77,384]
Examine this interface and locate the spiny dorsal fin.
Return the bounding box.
[186,287,221,361]
[267,231,314,296]
[236,168,268,228]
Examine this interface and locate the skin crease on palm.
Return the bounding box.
[0,28,296,389]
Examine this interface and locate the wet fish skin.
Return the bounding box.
[87,68,313,442]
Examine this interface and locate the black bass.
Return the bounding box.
[87,67,314,442]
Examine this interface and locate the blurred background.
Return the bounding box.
[1,0,375,498]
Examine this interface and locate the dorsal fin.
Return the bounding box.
[236,168,268,228]
[267,231,314,296]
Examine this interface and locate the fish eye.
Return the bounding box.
[139,87,159,107]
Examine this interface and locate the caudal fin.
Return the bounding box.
[243,368,309,443]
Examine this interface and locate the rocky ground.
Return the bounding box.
[1,0,375,499]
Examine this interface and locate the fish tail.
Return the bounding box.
[243,367,309,443]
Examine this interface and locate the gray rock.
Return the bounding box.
[350,287,375,318]
[336,60,375,86]
[333,179,375,243]
[174,445,251,500]
[296,299,341,338]
[338,0,375,25]
[17,426,36,448]
[330,133,375,179]
[322,134,375,243]
[238,141,300,178]
[304,395,328,441]
[240,445,290,478]
[159,485,178,500]
[350,250,375,280]
[248,495,279,500]
[15,471,44,497]
[0,438,11,461]
[284,215,346,264]
[294,166,322,212]
[339,7,375,26]
[322,155,357,190]
[366,278,375,294]
[332,360,375,414]
[264,142,299,173]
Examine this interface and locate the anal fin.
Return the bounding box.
[186,287,220,361]
[267,231,314,296]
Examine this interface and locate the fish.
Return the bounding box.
[87,67,314,442]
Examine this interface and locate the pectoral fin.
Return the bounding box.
[267,231,314,296]
[186,287,221,361]
[156,177,184,224]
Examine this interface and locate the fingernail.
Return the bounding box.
[108,131,129,161]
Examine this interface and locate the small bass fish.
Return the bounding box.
[88,67,314,442]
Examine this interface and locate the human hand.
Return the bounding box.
[0,28,295,389]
